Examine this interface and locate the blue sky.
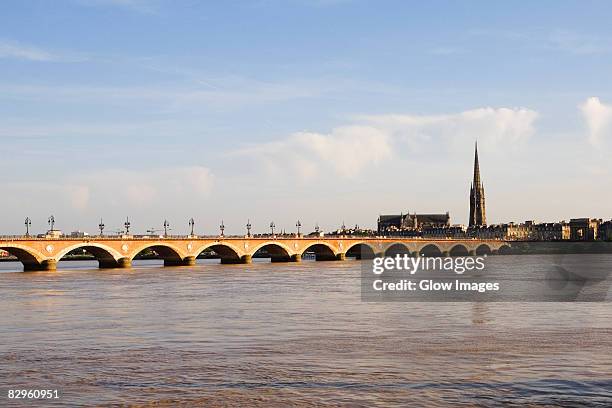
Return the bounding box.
[1,0,612,235]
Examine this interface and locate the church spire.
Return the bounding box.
[469,141,486,227]
[473,141,481,187]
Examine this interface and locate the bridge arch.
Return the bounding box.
[131,243,186,266]
[345,242,376,259]
[251,242,293,262]
[449,244,469,257]
[385,243,411,257]
[55,243,123,269]
[498,244,512,255]
[301,242,337,261]
[193,242,243,264]
[475,244,492,255]
[418,243,443,257]
[0,244,46,271]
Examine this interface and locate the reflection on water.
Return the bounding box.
[1,256,611,407]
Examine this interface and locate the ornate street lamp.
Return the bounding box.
[296,220,302,236]
[189,218,195,236]
[98,218,105,236]
[341,221,346,232]
[270,221,275,236]
[24,217,31,237]
[163,220,170,237]
[220,220,225,237]
[315,223,320,234]
[48,215,55,231]
[246,219,252,237]
[124,217,131,234]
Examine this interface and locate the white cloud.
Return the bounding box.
[360,107,538,149]
[235,125,392,181]
[0,40,56,61]
[233,106,537,182]
[580,97,612,146]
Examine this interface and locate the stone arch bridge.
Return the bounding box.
[0,236,510,271]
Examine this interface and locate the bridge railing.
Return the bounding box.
[0,234,508,242]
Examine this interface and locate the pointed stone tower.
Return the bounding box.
[469,141,486,227]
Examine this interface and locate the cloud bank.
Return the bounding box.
[235,106,539,181]
[580,97,612,146]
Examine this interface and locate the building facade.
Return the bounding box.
[534,222,570,241]
[599,220,612,241]
[377,212,451,235]
[569,218,601,241]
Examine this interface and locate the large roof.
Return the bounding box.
[415,214,450,223]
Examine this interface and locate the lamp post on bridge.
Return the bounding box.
[246,220,252,238]
[163,220,170,237]
[124,217,131,235]
[24,217,31,237]
[189,218,195,237]
[315,223,320,235]
[48,215,55,232]
[220,220,225,237]
[270,221,275,237]
[98,218,105,236]
[296,220,302,237]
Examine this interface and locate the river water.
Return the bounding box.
[1,256,611,407]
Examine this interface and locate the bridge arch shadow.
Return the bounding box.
[195,243,243,264]
[475,244,492,255]
[498,244,512,255]
[302,243,337,261]
[385,243,411,257]
[132,244,185,266]
[0,245,45,271]
[252,243,293,262]
[419,244,443,257]
[345,243,375,260]
[449,244,469,257]
[56,244,123,269]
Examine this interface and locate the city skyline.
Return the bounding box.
[1,1,612,234]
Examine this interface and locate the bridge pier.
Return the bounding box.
[221,255,252,264]
[23,259,57,271]
[411,251,420,258]
[41,259,57,271]
[164,256,196,267]
[117,257,132,268]
[316,253,345,261]
[270,254,302,262]
[442,251,450,257]
[468,250,476,256]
